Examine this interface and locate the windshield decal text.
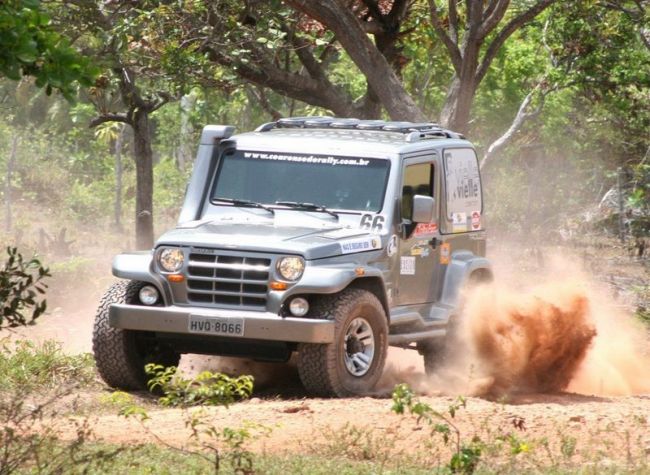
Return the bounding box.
[244,151,370,167]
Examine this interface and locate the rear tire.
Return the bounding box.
[297,289,388,397]
[418,339,448,376]
[420,270,492,376]
[92,280,180,390]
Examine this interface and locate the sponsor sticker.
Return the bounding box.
[452,212,468,233]
[440,242,451,265]
[340,236,382,254]
[387,235,398,257]
[410,240,430,258]
[400,256,416,275]
[471,211,481,230]
[413,222,438,237]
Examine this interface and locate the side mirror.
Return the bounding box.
[412,195,435,223]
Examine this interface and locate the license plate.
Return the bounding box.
[188,315,245,337]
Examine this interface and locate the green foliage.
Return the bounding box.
[107,389,264,474]
[0,339,96,391]
[101,391,151,421]
[0,0,97,99]
[0,246,50,328]
[392,384,481,474]
[145,364,254,407]
[154,157,190,219]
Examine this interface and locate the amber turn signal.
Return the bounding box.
[167,274,185,283]
[270,281,288,291]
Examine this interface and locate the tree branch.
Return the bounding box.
[448,0,459,43]
[428,0,462,74]
[286,0,426,121]
[204,45,355,116]
[247,86,282,120]
[475,0,557,84]
[477,0,511,39]
[480,81,557,169]
[89,113,130,128]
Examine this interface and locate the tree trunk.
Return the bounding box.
[114,124,124,231]
[132,110,154,250]
[4,135,18,232]
[177,92,197,171]
[439,75,477,133]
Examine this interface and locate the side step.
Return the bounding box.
[388,328,446,347]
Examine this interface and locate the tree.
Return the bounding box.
[0,0,96,99]
[57,1,177,249]
[156,1,557,133]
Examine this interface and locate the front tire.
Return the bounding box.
[92,280,180,390]
[297,289,388,397]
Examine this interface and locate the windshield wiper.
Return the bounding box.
[213,197,275,215]
[275,201,339,220]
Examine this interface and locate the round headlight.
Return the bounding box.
[139,285,159,306]
[289,297,310,317]
[159,248,184,272]
[277,256,305,281]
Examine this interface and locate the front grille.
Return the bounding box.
[186,253,271,310]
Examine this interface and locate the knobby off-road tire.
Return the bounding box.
[297,289,388,397]
[418,338,449,376]
[93,280,179,390]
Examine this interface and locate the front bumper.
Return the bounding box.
[109,304,335,344]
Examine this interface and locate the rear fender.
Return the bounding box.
[440,251,492,309]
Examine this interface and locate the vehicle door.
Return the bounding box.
[395,156,443,305]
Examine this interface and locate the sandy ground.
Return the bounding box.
[9,240,650,467]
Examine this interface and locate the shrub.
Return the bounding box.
[0,247,50,328]
[145,364,254,407]
[0,339,96,391]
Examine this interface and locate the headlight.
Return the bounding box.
[158,248,184,272]
[276,256,305,281]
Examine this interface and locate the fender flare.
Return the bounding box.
[439,250,492,309]
[273,264,387,314]
[112,252,172,305]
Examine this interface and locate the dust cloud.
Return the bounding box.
[383,253,650,398]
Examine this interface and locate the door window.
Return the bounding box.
[443,148,482,221]
[401,163,433,220]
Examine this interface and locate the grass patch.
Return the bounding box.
[0,339,96,391]
[16,442,648,475]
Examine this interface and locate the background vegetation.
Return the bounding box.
[0,2,648,471]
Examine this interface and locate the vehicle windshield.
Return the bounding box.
[211,150,390,212]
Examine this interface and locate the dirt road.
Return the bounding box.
[16,241,650,468]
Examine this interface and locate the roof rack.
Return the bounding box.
[255,116,465,141]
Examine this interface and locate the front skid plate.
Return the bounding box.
[109,304,335,344]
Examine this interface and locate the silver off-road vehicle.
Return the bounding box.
[93,116,491,397]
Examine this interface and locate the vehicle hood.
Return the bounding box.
[155,219,384,260]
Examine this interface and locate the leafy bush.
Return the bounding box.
[145,364,254,407]
[0,246,50,328]
[392,384,482,474]
[0,339,96,391]
[107,391,265,474]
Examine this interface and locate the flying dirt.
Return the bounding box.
[383,253,650,399]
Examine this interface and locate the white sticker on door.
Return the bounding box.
[400,256,416,275]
